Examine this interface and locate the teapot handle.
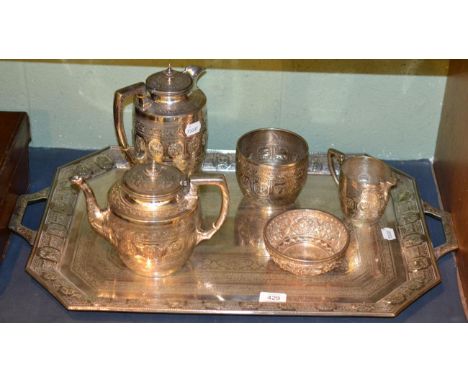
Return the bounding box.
[327,148,346,186]
[189,174,230,244]
[113,82,146,164]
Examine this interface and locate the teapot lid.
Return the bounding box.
[146,65,193,96]
[109,162,191,223]
[123,161,185,200]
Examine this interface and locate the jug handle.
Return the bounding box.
[113,82,146,164]
[327,148,346,185]
[189,174,230,244]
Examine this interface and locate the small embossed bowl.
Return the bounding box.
[264,209,350,276]
[236,128,309,206]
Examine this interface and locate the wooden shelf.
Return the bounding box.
[434,59,468,318]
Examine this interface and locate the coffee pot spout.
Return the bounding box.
[184,65,206,86]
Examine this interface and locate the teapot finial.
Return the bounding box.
[144,161,160,180]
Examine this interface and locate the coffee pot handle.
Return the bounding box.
[327,148,346,185]
[189,174,230,244]
[113,82,146,164]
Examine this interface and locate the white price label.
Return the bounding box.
[381,227,396,240]
[185,121,202,137]
[259,292,287,303]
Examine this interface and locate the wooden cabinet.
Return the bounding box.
[0,112,31,260]
[434,60,468,316]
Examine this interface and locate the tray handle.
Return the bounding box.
[8,188,50,246]
[422,201,459,260]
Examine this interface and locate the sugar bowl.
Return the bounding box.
[70,162,229,277]
[236,128,309,206]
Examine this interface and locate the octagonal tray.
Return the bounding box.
[9,147,458,316]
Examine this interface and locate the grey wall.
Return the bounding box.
[0,61,447,159]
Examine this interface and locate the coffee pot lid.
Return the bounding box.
[146,65,193,96]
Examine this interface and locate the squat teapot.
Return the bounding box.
[70,161,229,277]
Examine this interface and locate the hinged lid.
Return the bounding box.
[108,162,190,223]
[146,66,193,96]
[123,162,185,199]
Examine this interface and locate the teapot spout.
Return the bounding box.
[70,175,111,242]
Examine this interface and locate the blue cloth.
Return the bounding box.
[0,148,465,322]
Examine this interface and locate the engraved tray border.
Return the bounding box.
[25,147,441,317]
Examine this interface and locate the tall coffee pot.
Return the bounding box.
[114,65,207,175]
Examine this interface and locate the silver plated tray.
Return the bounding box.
[9,147,458,316]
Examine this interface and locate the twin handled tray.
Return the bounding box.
[9,147,458,317]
